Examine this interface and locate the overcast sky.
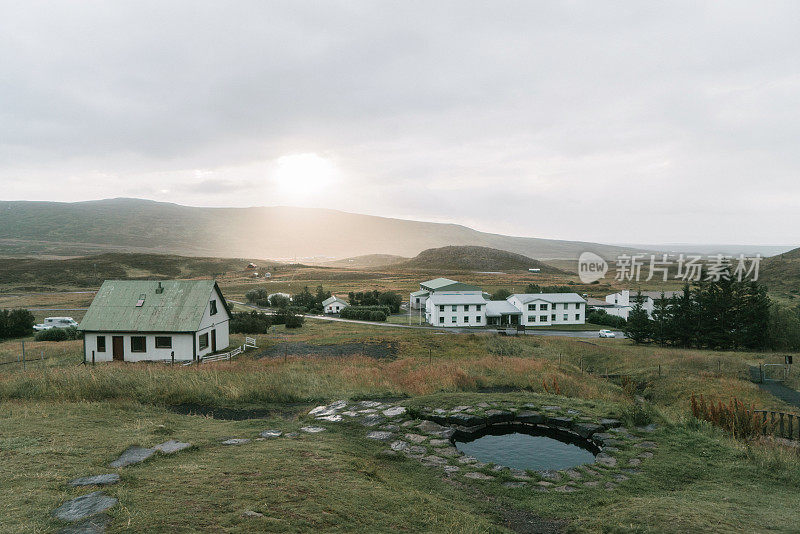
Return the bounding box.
[1,1,798,245]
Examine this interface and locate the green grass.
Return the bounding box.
[2,319,800,532]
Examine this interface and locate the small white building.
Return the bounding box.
[604,290,681,320]
[426,293,487,326]
[322,296,348,314]
[79,279,231,363]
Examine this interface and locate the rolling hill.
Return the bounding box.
[395,246,563,273]
[323,254,409,268]
[0,198,641,261]
[760,247,800,294]
[0,253,267,290]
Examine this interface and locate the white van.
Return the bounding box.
[33,317,79,331]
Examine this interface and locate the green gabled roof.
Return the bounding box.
[79,280,229,332]
[420,277,458,290]
[410,289,429,297]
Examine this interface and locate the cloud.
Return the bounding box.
[0,1,798,245]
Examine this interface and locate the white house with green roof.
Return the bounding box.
[410,277,483,310]
[79,280,231,362]
[322,295,348,314]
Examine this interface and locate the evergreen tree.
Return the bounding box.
[623,291,652,343]
[651,291,671,346]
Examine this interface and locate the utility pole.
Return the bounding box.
[21,340,25,370]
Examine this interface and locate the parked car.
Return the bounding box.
[598,329,616,338]
[33,317,79,331]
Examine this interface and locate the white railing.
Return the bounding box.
[198,337,257,364]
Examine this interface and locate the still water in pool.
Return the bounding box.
[454,430,597,471]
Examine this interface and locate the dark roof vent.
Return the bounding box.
[156,282,164,294]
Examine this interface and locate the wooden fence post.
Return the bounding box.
[92,351,95,366]
[780,413,785,437]
[22,340,26,370]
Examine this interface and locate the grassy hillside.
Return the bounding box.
[0,253,267,290]
[760,247,800,296]
[0,198,643,260]
[396,245,564,273]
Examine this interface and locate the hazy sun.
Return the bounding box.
[271,153,339,200]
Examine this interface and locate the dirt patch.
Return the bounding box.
[256,341,398,361]
[500,508,569,534]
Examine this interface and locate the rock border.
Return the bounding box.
[305,399,659,492]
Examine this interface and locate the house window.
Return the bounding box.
[563,314,568,320]
[540,315,547,322]
[465,305,470,312]
[463,316,468,323]
[551,314,556,321]
[210,300,218,316]
[96,336,106,352]
[528,304,535,311]
[576,303,581,309]
[476,316,481,323]
[155,336,172,349]
[451,317,457,323]
[199,333,209,350]
[575,314,580,320]
[527,315,535,322]
[452,305,457,312]
[439,317,444,324]
[541,304,548,310]
[131,336,146,353]
[476,304,482,311]
[415,298,419,304]
[439,305,445,312]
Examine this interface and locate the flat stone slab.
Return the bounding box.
[109,446,155,468]
[634,441,658,449]
[222,438,251,445]
[404,433,427,443]
[317,414,343,422]
[260,430,282,438]
[417,420,449,434]
[596,453,617,467]
[366,431,394,441]
[153,440,192,454]
[428,438,450,447]
[382,406,407,417]
[69,474,120,487]
[628,458,642,467]
[435,446,461,457]
[242,510,264,518]
[406,445,427,455]
[361,414,385,427]
[538,470,561,481]
[300,426,326,433]
[390,440,408,451]
[553,485,578,493]
[463,472,494,480]
[443,465,460,474]
[543,405,561,411]
[638,451,654,459]
[52,492,117,522]
[422,455,448,465]
[56,513,111,534]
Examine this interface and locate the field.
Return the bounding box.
[2,255,800,533]
[2,318,800,533]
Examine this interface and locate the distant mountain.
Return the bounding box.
[0,198,641,260]
[396,246,563,273]
[323,254,409,268]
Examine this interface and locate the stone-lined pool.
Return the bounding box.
[454,427,599,471]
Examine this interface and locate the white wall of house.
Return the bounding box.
[507,296,585,326]
[410,293,428,310]
[324,300,347,314]
[83,332,195,362]
[425,299,486,327]
[198,290,230,356]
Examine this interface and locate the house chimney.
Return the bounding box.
[156,282,164,294]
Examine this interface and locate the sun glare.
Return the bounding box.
[271,153,339,200]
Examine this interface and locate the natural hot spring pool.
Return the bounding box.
[454,426,599,471]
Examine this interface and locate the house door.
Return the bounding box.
[112,336,124,361]
[211,329,217,352]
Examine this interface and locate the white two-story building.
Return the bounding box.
[603,289,681,320]
[415,277,586,328]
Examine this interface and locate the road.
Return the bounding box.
[229,300,625,339]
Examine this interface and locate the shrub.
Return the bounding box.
[690,393,764,440]
[230,311,271,334]
[486,337,522,356]
[34,327,82,342]
[340,306,390,321]
[0,309,36,339]
[269,294,290,308]
[284,312,305,329]
[620,402,655,427]
[587,310,627,328]
[245,288,268,303]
